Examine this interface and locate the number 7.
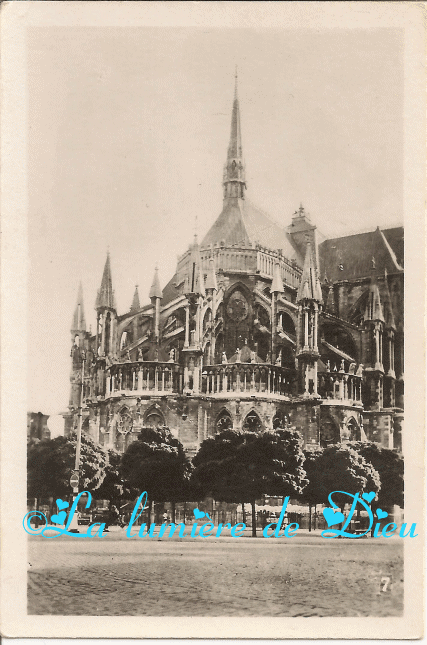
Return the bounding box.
[381,577,391,592]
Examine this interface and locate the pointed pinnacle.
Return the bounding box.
[130,284,140,312]
[72,282,86,331]
[95,253,116,310]
[149,266,163,300]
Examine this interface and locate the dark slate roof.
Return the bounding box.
[319,226,403,283]
[381,227,404,269]
[161,273,181,307]
[201,198,298,260]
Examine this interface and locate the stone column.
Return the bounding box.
[304,308,309,350]
[313,360,318,396]
[197,405,204,447]
[313,304,319,352]
[204,409,208,441]
[184,304,190,348]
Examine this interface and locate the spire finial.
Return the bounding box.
[234,66,238,99]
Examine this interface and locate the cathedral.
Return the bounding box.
[64,78,404,458]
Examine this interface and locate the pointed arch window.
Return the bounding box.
[216,410,233,432]
[243,411,262,432]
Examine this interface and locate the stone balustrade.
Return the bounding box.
[317,370,363,404]
[105,361,183,397]
[201,363,296,397]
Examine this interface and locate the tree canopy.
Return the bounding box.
[192,427,307,536]
[92,448,139,508]
[299,444,381,510]
[27,432,107,501]
[349,441,404,508]
[121,426,191,507]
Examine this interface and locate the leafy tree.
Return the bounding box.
[299,444,381,516]
[27,432,108,508]
[192,428,307,537]
[121,426,191,524]
[349,442,404,509]
[92,449,139,511]
[299,448,327,531]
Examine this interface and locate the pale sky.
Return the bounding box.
[27,27,404,414]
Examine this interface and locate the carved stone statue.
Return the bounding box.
[340,360,345,372]
[348,362,356,375]
[356,363,364,377]
[235,348,241,362]
[126,350,131,362]
[169,348,175,362]
[137,347,143,361]
[250,351,256,363]
[222,352,228,364]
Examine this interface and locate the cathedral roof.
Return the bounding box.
[95,253,117,310]
[319,226,403,283]
[201,199,299,260]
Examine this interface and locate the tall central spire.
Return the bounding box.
[223,69,246,201]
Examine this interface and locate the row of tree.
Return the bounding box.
[27,426,403,536]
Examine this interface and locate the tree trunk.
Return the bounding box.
[308,503,312,532]
[242,502,246,524]
[251,500,257,537]
[148,499,153,529]
[340,505,345,535]
[314,504,317,530]
[183,501,186,525]
[171,500,176,524]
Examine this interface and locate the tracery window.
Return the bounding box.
[243,411,262,432]
[216,411,233,432]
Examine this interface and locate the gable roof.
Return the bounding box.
[319,226,403,283]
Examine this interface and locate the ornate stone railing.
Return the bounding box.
[105,361,183,397]
[317,370,363,404]
[201,363,296,397]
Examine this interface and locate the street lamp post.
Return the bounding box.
[68,349,86,533]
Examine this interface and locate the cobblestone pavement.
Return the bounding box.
[28,530,403,616]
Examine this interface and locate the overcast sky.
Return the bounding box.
[27,27,404,414]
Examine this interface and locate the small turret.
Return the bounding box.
[271,261,284,294]
[95,252,117,311]
[71,282,86,334]
[205,255,218,294]
[130,285,140,312]
[297,243,323,304]
[95,252,117,357]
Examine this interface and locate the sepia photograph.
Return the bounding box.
[1,1,424,640]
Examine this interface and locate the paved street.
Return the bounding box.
[28,529,403,616]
